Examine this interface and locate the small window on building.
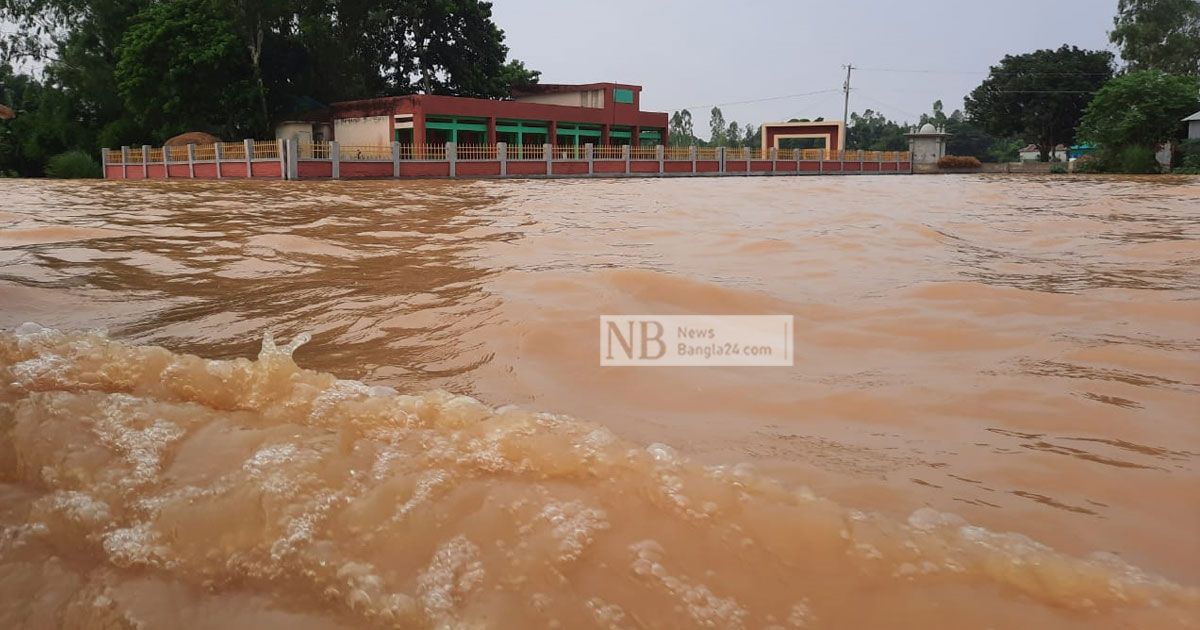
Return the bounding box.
[614,88,634,104]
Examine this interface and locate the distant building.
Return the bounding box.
[1017,144,1067,162]
[905,123,949,165]
[276,83,668,148]
[1184,111,1200,140]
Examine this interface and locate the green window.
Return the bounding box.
[614,88,634,104]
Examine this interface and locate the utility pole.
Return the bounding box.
[842,63,855,124]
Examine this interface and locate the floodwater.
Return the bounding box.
[0,175,1197,629]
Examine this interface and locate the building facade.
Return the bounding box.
[1185,111,1200,140]
[278,83,668,148]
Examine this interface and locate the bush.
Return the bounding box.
[937,155,983,169]
[1179,139,1200,170]
[1073,154,1106,173]
[1113,145,1160,174]
[1049,164,1068,174]
[45,150,102,178]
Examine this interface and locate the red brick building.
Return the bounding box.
[278,83,668,148]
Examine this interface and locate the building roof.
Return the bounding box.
[1183,110,1200,122]
[510,82,637,97]
[0,104,13,120]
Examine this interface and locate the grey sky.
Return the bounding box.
[493,0,1119,134]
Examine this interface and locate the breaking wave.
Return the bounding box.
[0,325,1196,628]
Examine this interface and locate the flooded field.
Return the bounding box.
[0,175,1197,628]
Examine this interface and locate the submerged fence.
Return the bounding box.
[103,140,912,181]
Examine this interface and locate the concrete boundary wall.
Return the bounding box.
[105,140,913,181]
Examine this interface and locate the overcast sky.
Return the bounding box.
[493,0,1119,134]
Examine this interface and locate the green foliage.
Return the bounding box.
[45,149,101,178]
[1076,70,1200,151]
[1049,164,1068,174]
[848,109,908,151]
[115,0,262,140]
[708,107,729,147]
[1179,139,1200,168]
[1110,0,1200,75]
[1114,145,1162,172]
[0,0,538,175]
[965,45,1114,161]
[1073,154,1106,173]
[669,110,698,146]
[988,137,1024,162]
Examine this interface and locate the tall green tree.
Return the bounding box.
[965,45,1114,161]
[847,109,908,151]
[115,0,263,140]
[669,109,696,146]
[1110,0,1200,75]
[708,107,727,147]
[1077,70,1200,150]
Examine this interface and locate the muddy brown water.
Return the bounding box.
[0,176,1197,628]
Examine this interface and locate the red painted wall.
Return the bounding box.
[749,160,772,172]
[593,161,625,174]
[220,162,249,178]
[552,162,588,175]
[630,161,659,173]
[507,161,548,176]
[398,162,450,177]
[696,161,720,173]
[105,165,123,179]
[297,161,333,179]
[168,164,191,178]
[663,162,691,173]
[146,164,165,178]
[341,162,393,178]
[457,161,502,177]
[251,161,282,178]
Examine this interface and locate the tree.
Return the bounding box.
[847,109,908,150]
[115,0,263,140]
[965,45,1114,161]
[708,107,727,146]
[742,123,759,149]
[1110,0,1200,75]
[726,120,740,147]
[1077,70,1200,150]
[669,109,696,146]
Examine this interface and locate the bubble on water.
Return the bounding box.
[39,490,112,527]
[629,540,748,629]
[309,379,371,420]
[907,507,967,531]
[417,535,484,624]
[585,596,627,628]
[646,442,678,463]
[102,522,170,569]
[787,599,815,627]
[96,395,185,488]
[538,500,610,563]
[393,469,452,522]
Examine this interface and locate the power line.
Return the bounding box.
[856,66,1113,76]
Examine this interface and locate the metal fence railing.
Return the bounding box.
[105,141,914,180]
[339,144,391,161]
[458,144,497,160]
[253,140,280,159]
[593,145,625,160]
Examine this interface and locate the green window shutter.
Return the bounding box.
[614,88,634,104]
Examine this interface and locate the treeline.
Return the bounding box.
[0,0,538,177]
[670,0,1199,172]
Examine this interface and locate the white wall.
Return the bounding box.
[333,115,392,146]
[275,122,312,143]
[1190,120,1200,140]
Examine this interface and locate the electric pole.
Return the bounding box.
[842,63,854,124]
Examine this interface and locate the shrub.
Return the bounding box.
[1072,155,1106,173]
[1179,139,1200,170]
[1049,164,1068,174]
[45,150,102,178]
[1113,145,1161,174]
[937,155,983,169]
